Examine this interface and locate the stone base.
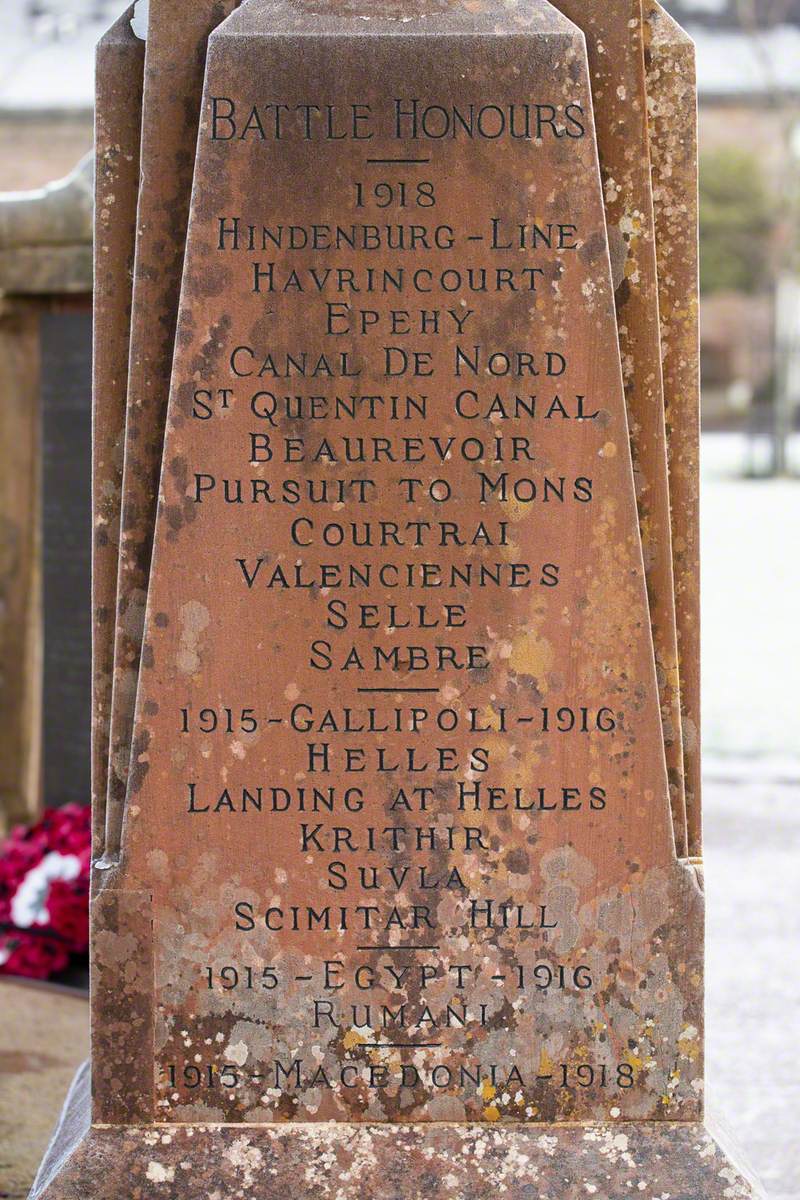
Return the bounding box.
[31,1065,764,1200]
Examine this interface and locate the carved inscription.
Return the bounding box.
[121,7,701,1125]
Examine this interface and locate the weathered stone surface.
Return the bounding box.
[0,246,91,295]
[92,7,145,851]
[90,890,154,1124]
[99,0,701,1127]
[100,0,238,865]
[31,1106,764,1200]
[0,157,93,295]
[644,2,702,857]
[552,0,687,857]
[0,157,93,252]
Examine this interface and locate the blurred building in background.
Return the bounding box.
[0,2,115,188]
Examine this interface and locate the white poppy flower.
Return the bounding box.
[10,852,81,929]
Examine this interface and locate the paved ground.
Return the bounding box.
[705,770,800,1200]
[0,981,88,1199]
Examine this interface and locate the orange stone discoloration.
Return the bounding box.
[101,0,239,866]
[31,1119,761,1200]
[92,8,144,855]
[99,0,700,1125]
[553,0,687,857]
[644,2,702,858]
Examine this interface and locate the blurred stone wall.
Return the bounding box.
[0,114,93,191]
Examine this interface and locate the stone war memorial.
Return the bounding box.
[30,1,763,1197]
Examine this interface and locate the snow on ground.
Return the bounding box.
[702,433,800,772]
[702,433,800,1199]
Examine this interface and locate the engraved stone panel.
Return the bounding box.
[119,0,699,1126]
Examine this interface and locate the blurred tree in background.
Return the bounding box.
[699,148,776,294]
